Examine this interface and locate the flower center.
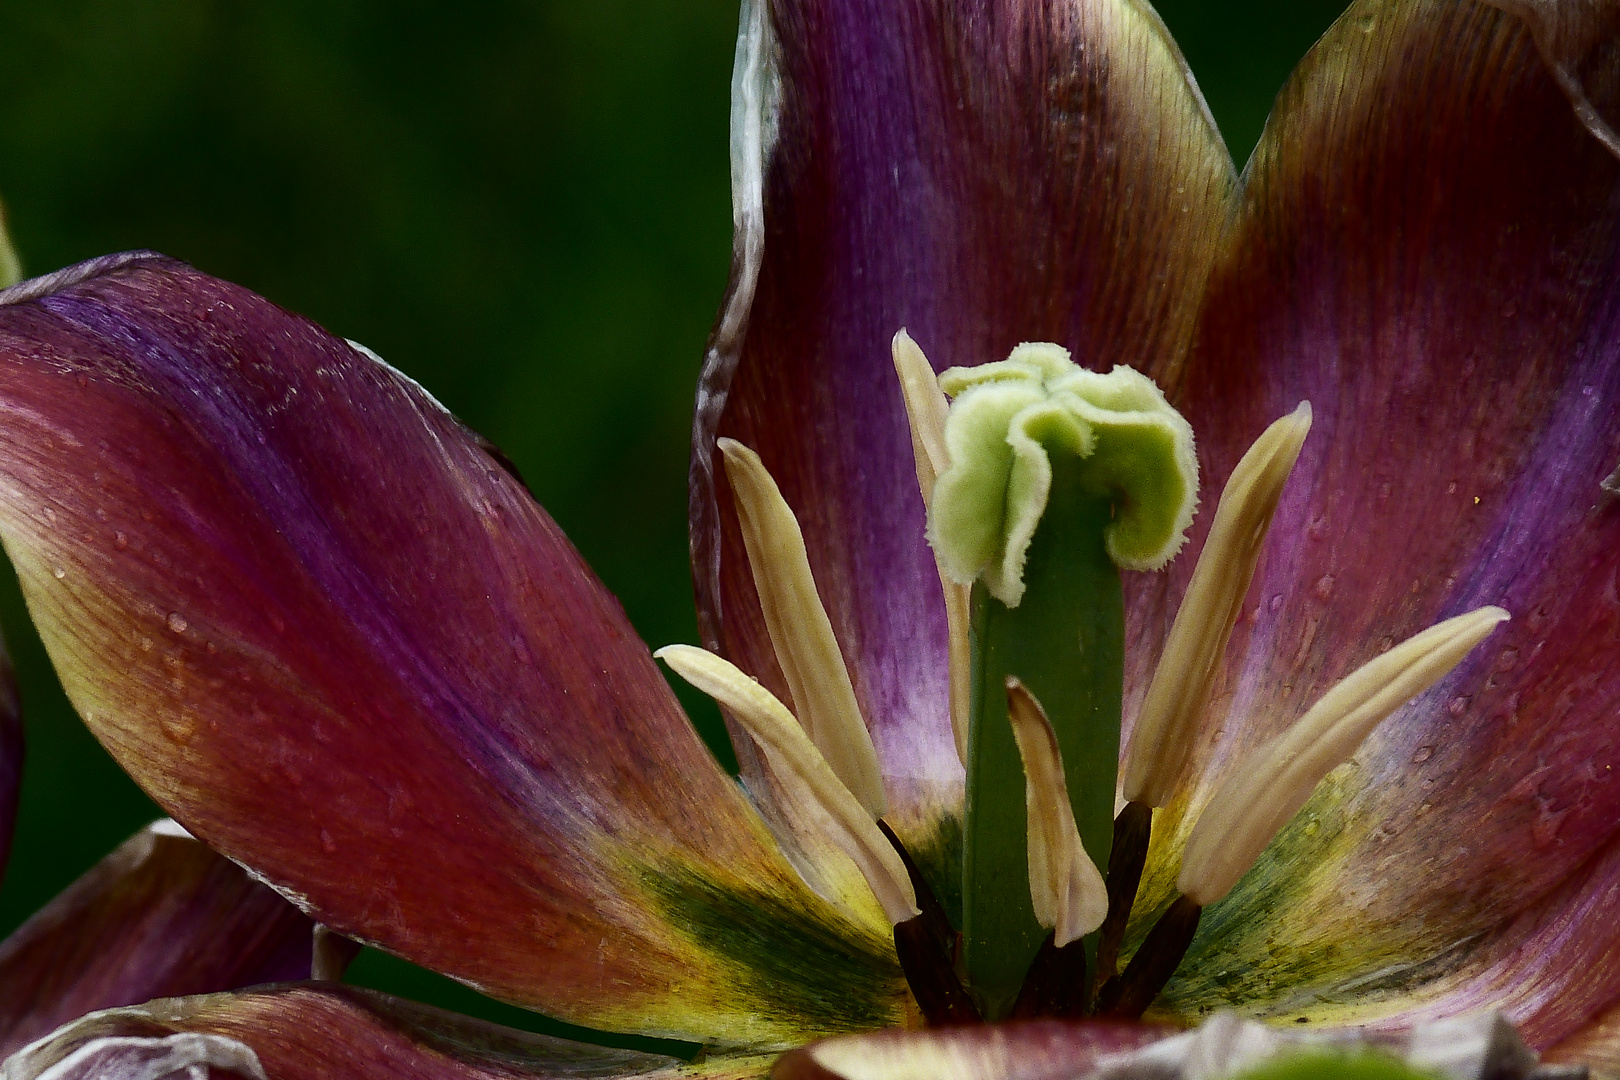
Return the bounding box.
[661,332,1508,1028]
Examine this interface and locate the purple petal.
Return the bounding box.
[692,0,1236,879]
[0,254,905,1046]
[1117,0,1620,1033]
[0,821,315,1059]
[2,983,776,1080]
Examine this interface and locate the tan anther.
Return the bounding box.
[1178,606,1510,906]
[719,438,888,818]
[1005,678,1108,945]
[1124,402,1313,808]
[656,645,919,926]
[892,329,971,765]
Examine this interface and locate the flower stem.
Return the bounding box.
[961,456,1123,1018]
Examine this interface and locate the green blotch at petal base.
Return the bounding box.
[641,864,907,1040]
[1232,1051,1443,1080]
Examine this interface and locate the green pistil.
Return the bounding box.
[962,457,1122,1017]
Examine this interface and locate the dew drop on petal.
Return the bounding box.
[113,531,128,551]
[51,566,65,580]
[167,612,188,634]
[1448,696,1469,717]
[1411,745,1434,764]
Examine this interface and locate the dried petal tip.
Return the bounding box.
[1005,679,1107,946]
[929,346,1196,605]
[1179,606,1510,906]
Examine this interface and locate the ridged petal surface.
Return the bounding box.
[0,254,903,1047]
[0,984,777,1080]
[1118,0,1620,1051]
[691,0,1235,911]
[0,821,315,1059]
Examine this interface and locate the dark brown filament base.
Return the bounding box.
[880,819,979,1026]
[1008,931,1088,1019]
[1094,799,1152,991]
[1095,894,1203,1019]
[878,819,956,960]
[893,915,982,1025]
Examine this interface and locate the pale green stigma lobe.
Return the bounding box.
[929,344,1197,606]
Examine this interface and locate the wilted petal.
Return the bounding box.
[1,984,779,1080]
[0,821,316,1059]
[1121,0,1620,1036]
[0,254,904,1047]
[691,0,1236,912]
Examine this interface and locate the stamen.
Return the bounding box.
[718,438,888,818]
[892,330,971,764]
[1093,799,1153,990]
[1178,606,1510,907]
[656,645,918,925]
[1095,894,1203,1019]
[1005,678,1107,947]
[1124,402,1312,809]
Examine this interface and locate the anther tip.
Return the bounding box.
[1291,400,1313,425]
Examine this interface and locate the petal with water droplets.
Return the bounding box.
[0,253,903,1047]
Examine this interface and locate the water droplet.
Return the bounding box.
[51,566,65,580]
[42,507,56,525]
[1411,745,1434,764]
[1584,385,1596,397]
[1313,574,1336,601]
[1269,593,1284,612]
[139,635,154,652]
[167,612,188,634]
[1448,695,1469,717]
[113,531,128,551]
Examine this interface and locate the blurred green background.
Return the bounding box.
[0,0,1349,1049]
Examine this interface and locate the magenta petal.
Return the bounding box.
[2,983,775,1080]
[0,254,902,1046]
[692,0,1236,876]
[1121,0,1620,1027]
[0,821,315,1059]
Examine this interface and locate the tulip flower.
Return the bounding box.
[0,0,1619,1077]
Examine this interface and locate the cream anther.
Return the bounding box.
[1178,606,1510,906]
[1005,678,1108,945]
[892,330,971,764]
[1124,402,1312,808]
[656,645,919,926]
[719,438,888,818]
